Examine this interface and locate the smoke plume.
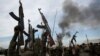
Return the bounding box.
[59,0,100,36]
[59,0,100,29]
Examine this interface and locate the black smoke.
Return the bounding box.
[59,0,100,36]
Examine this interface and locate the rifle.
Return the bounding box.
[24,20,38,51]
[38,8,55,46]
[9,0,24,45]
[9,0,24,55]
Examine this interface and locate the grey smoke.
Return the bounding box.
[59,0,100,30]
[56,33,63,46]
[57,33,63,41]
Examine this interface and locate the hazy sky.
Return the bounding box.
[0,0,100,48]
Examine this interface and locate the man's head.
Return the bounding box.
[14,25,20,33]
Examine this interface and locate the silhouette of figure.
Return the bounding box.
[9,0,24,46]
[89,43,96,56]
[8,25,20,56]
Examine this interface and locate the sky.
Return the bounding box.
[0,0,100,48]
